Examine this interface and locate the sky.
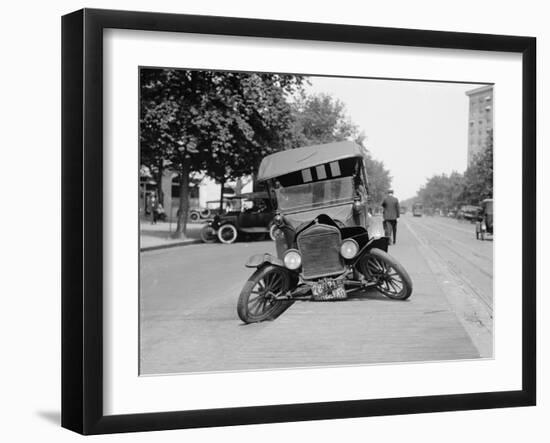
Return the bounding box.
[307,77,486,200]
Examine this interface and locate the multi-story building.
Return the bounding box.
[466,85,493,165]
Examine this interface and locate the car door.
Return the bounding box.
[237,199,259,229]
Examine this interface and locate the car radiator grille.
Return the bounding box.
[297,224,344,279]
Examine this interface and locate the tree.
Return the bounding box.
[140,70,182,203]
[412,130,493,211]
[289,93,359,147]
[417,171,466,211]
[289,94,392,206]
[461,129,493,204]
[140,69,305,237]
[364,152,392,207]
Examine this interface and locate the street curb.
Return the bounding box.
[140,239,202,252]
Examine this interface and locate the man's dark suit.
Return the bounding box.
[382,194,400,243]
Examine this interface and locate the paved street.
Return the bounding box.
[140,215,493,375]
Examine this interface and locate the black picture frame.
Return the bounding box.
[61,8,536,435]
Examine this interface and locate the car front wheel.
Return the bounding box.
[360,248,413,300]
[237,265,292,323]
[200,225,217,243]
[217,224,238,244]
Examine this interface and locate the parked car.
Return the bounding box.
[475,198,493,240]
[236,141,413,324]
[189,198,238,222]
[200,192,277,244]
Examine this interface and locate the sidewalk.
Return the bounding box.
[140,220,204,251]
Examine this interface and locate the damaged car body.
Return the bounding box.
[237,141,413,323]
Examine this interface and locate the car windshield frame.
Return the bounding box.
[274,176,355,214]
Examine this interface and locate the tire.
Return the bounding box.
[200,225,218,243]
[217,224,238,244]
[200,208,212,219]
[189,211,200,222]
[359,248,413,300]
[237,265,292,323]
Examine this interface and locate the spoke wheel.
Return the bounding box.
[360,248,412,300]
[200,208,212,219]
[237,265,291,323]
[189,211,200,222]
[200,225,217,243]
[217,224,238,244]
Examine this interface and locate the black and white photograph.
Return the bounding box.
[1,0,546,439]
[139,69,494,375]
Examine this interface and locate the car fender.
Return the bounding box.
[245,253,285,268]
[353,236,389,262]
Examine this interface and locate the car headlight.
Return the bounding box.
[283,249,302,270]
[340,239,359,259]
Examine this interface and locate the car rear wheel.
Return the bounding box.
[360,248,412,300]
[237,265,292,323]
[217,224,238,244]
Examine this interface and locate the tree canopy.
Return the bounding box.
[413,130,493,211]
[289,93,359,147]
[140,69,305,236]
[140,72,395,235]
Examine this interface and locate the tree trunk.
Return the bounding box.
[155,158,164,205]
[219,177,225,212]
[174,161,190,238]
[250,173,259,191]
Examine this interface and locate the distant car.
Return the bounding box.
[200,192,277,244]
[400,206,406,215]
[412,203,423,217]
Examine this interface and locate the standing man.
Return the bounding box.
[382,189,400,244]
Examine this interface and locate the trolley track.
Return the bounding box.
[403,216,493,314]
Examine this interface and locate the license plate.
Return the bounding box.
[312,281,347,300]
[331,286,347,300]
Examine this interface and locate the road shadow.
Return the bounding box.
[347,288,411,303]
[36,410,60,426]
